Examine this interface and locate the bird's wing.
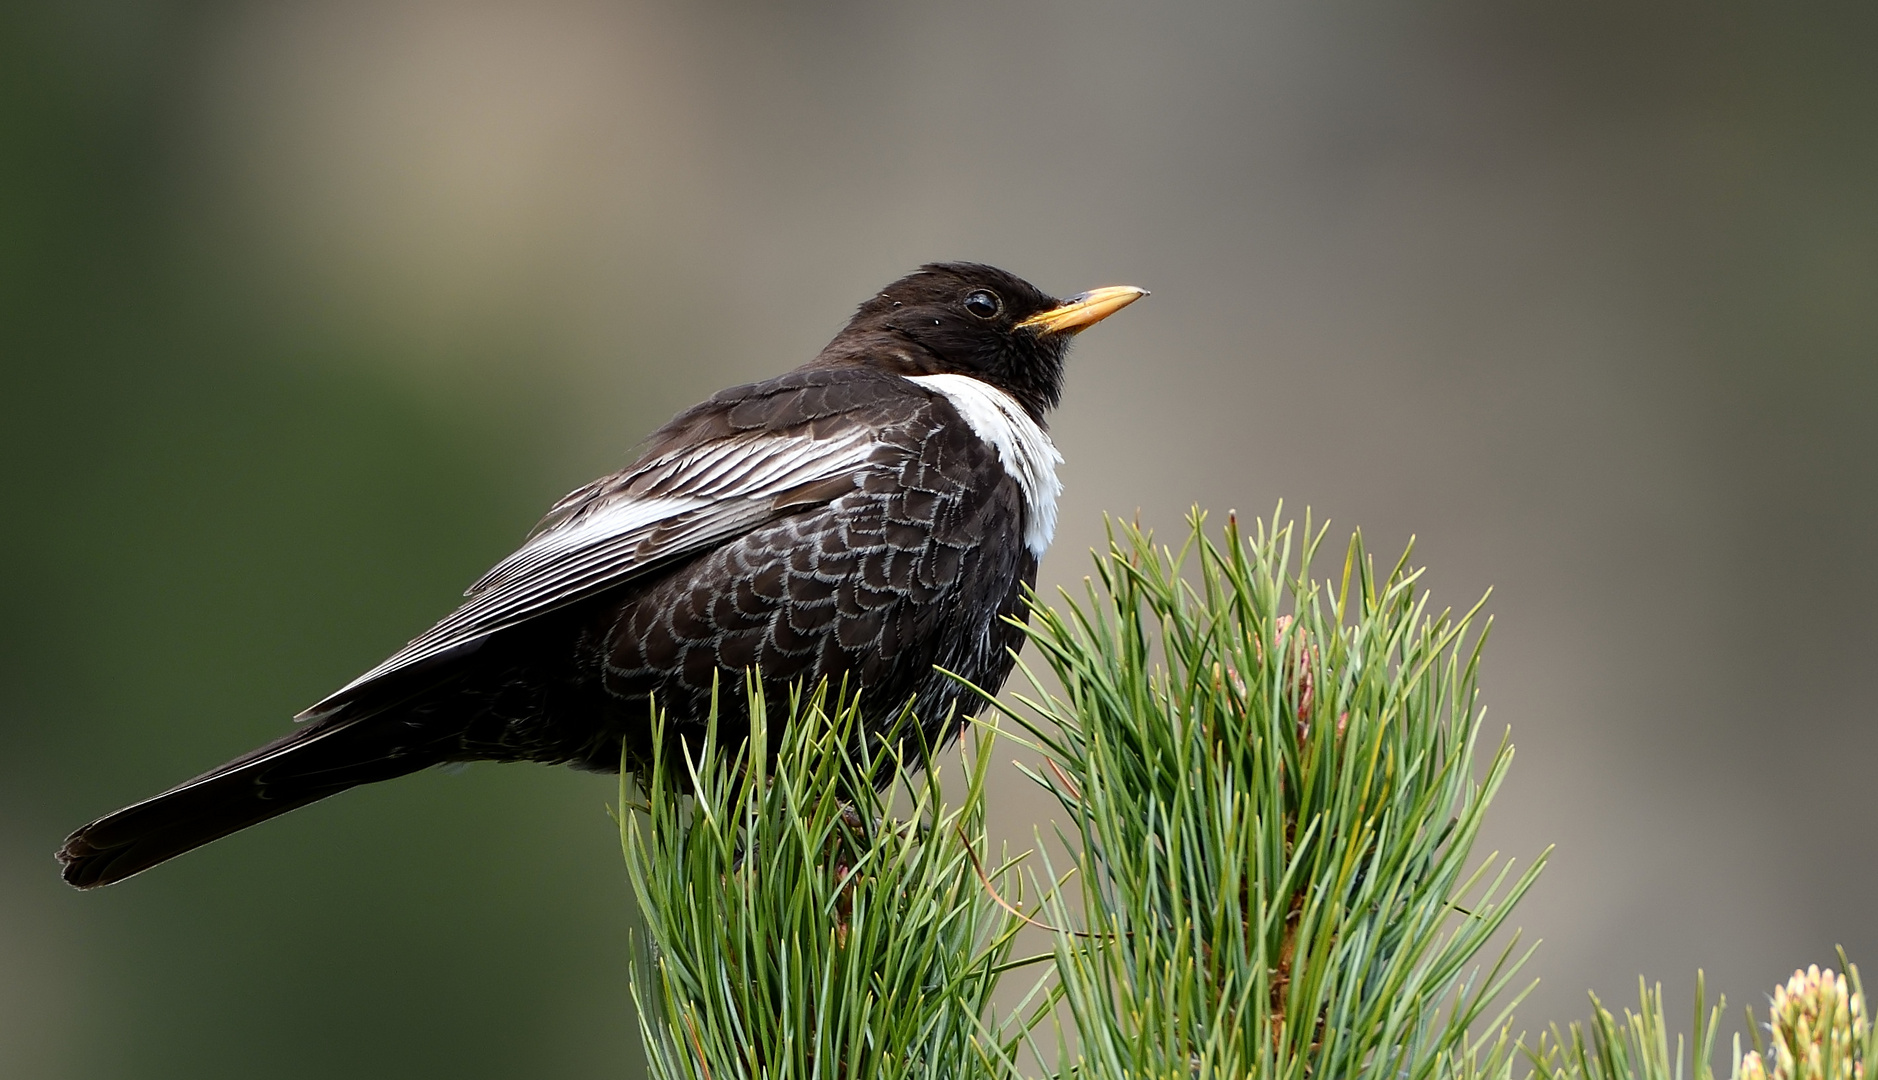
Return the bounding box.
[299,420,887,717]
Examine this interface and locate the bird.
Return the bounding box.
[57,262,1145,889]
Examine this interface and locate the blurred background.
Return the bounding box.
[3,2,1874,1076]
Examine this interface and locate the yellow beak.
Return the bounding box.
[1015,285,1149,335]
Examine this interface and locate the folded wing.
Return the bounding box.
[299,422,884,718]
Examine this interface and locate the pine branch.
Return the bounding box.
[620,678,1034,1080]
[994,507,1548,1080]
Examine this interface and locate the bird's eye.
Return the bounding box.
[963,290,1002,319]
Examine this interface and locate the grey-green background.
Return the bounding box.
[3,3,1873,1077]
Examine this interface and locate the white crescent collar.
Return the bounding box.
[905,374,1063,558]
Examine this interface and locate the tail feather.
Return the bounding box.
[58,717,448,889]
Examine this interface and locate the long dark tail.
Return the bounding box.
[58,715,450,889]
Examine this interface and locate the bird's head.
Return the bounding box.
[813,262,1146,421]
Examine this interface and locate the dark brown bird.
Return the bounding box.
[57,262,1145,888]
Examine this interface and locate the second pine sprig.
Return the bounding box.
[997,509,1548,1080]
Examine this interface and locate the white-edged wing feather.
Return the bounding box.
[300,424,882,716]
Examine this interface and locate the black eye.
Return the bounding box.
[962,290,1001,319]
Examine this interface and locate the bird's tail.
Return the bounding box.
[58,715,449,889]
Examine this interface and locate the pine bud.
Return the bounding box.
[1742,964,1868,1080]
